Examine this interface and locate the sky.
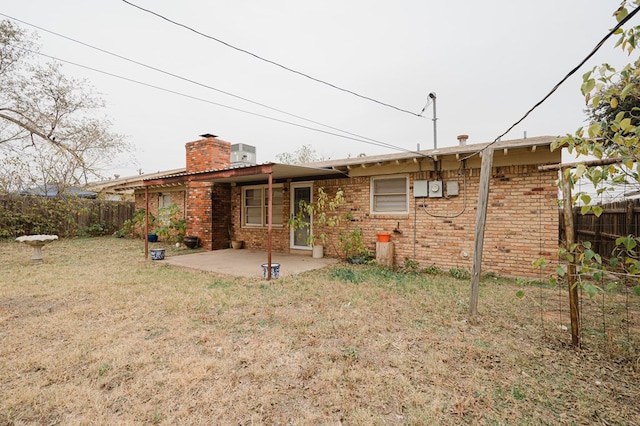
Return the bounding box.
[0,0,636,179]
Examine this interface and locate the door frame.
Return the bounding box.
[290,181,313,250]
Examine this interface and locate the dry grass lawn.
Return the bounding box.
[1,237,639,425]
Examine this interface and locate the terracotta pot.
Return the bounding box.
[377,233,391,243]
[231,240,244,249]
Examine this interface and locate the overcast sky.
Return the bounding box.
[1,0,635,178]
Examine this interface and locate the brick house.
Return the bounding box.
[119,133,561,278]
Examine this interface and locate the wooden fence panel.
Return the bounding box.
[561,199,640,259]
[0,195,134,238]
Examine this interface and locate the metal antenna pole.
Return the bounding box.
[429,92,437,150]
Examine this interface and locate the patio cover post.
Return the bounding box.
[267,171,273,280]
[144,186,149,259]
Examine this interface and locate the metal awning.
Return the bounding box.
[142,163,346,187]
[141,163,346,277]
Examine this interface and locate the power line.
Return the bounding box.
[461,4,640,162]
[14,45,430,157]
[0,13,429,157]
[120,0,425,118]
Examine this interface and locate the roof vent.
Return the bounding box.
[200,133,217,138]
[457,134,469,146]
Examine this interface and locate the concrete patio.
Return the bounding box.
[158,248,339,278]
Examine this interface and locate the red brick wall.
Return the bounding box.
[231,186,291,252]
[231,166,558,278]
[185,181,213,247]
[211,184,232,250]
[184,136,233,249]
[134,189,186,238]
[185,136,231,173]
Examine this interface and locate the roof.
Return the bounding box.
[142,163,346,188]
[305,135,558,170]
[95,135,559,190]
[19,185,98,198]
[88,168,186,192]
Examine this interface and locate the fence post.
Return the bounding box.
[562,168,581,348]
[626,200,634,237]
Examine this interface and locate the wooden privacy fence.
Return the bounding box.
[560,198,640,258]
[0,194,135,238]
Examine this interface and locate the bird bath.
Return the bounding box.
[16,235,58,263]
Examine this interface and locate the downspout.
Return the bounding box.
[144,186,149,259]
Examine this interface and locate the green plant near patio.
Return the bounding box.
[114,203,186,243]
[114,208,155,239]
[287,187,346,248]
[154,203,186,243]
[449,267,471,280]
[339,226,371,263]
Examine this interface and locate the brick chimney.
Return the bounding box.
[185,134,233,250]
[185,133,231,173]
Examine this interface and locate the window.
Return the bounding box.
[371,176,408,214]
[158,193,172,225]
[243,185,284,227]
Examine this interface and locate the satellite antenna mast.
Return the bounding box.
[429,92,437,150]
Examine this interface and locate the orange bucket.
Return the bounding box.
[377,233,391,243]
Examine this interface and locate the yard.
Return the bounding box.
[1,237,639,425]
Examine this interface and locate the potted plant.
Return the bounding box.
[228,225,244,249]
[288,187,346,258]
[183,235,199,249]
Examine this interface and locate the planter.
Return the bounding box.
[231,240,244,249]
[312,245,324,259]
[150,248,165,260]
[147,233,158,243]
[377,232,391,243]
[261,263,280,278]
[183,235,199,249]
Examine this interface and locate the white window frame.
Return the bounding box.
[242,184,284,228]
[370,175,409,214]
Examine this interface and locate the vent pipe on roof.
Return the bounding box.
[457,134,469,146]
[429,92,437,150]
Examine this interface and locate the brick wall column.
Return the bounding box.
[184,135,232,249]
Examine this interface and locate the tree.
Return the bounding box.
[585,73,640,144]
[0,19,130,195]
[549,0,640,298]
[276,144,328,164]
[553,1,640,199]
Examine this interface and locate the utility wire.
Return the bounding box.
[460,4,640,162]
[120,0,425,118]
[14,45,431,157]
[1,12,428,157]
